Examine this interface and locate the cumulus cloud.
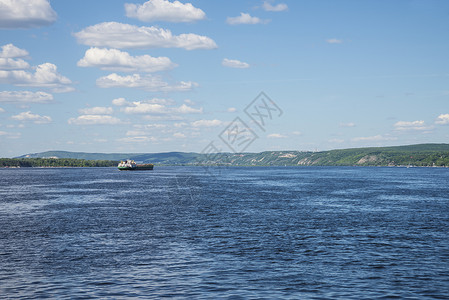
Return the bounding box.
[176,103,202,114]
[121,100,202,115]
[262,1,288,12]
[112,97,129,106]
[0,107,4,113]
[435,114,449,125]
[125,0,206,23]
[77,47,177,73]
[352,135,397,142]
[222,58,250,69]
[0,45,30,70]
[0,44,29,58]
[0,0,57,28]
[96,73,197,92]
[74,22,217,50]
[267,133,287,138]
[0,44,73,92]
[122,102,166,114]
[326,38,343,44]
[0,63,73,92]
[394,120,432,131]
[173,132,186,138]
[68,115,123,125]
[11,111,51,124]
[226,13,268,25]
[227,107,237,113]
[0,91,53,103]
[0,58,30,70]
[78,107,113,115]
[191,119,222,127]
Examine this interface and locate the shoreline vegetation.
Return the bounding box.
[2,143,449,168]
[0,158,118,168]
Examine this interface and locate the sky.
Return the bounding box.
[0,0,448,157]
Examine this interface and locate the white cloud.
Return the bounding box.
[352,135,397,142]
[112,97,129,106]
[0,0,57,29]
[125,0,206,23]
[0,107,4,113]
[226,13,268,25]
[339,122,355,127]
[222,58,250,69]
[0,91,53,103]
[68,115,123,125]
[77,47,177,73]
[0,63,73,92]
[227,107,237,113]
[96,73,197,91]
[262,1,288,12]
[173,132,186,138]
[0,44,29,58]
[0,45,73,93]
[292,131,302,135]
[11,111,51,124]
[191,119,222,127]
[0,58,30,70]
[267,133,287,138]
[122,102,166,114]
[326,38,343,44]
[176,103,202,114]
[74,22,217,50]
[78,107,113,115]
[174,122,187,128]
[126,130,147,136]
[394,120,432,131]
[435,114,449,125]
[121,100,202,115]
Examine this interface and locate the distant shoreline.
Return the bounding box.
[4,143,449,168]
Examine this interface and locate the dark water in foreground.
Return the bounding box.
[1,166,449,299]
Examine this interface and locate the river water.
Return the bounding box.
[1,166,448,299]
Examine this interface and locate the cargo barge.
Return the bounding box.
[118,160,153,171]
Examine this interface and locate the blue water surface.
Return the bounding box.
[0,166,448,299]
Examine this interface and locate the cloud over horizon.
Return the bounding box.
[68,114,123,125]
[96,73,197,92]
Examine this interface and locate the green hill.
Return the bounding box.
[12,143,449,167]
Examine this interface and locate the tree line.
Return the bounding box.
[0,158,119,168]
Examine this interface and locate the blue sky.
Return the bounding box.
[0,0,448,157]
